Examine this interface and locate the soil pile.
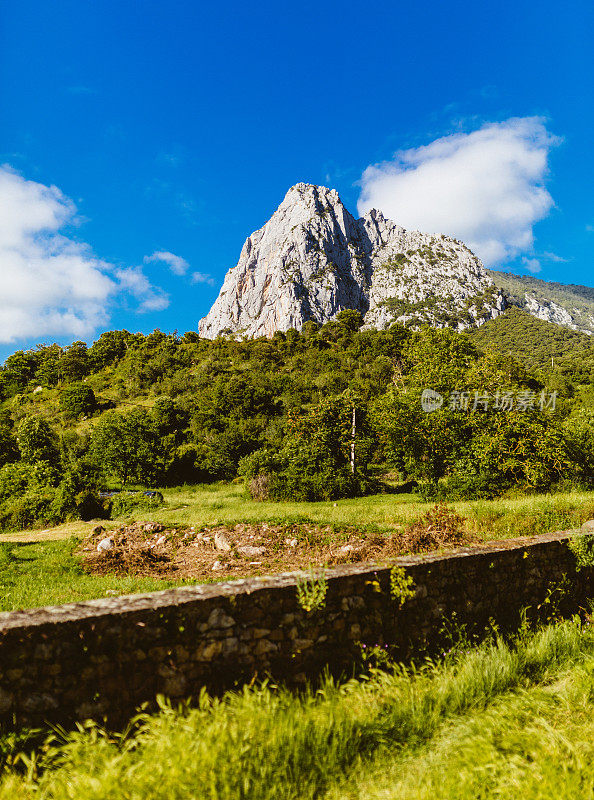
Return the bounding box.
[81,506,477,582]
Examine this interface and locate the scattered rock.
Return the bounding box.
[581,520,594,533]
[214,531,232,552]
[142,522,164,534]
[0,687,13,714]
[82,520,471,583]
[333,543,363,562]
[237,545,266,557]
[208,607,235,628]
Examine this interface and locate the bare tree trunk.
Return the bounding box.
[350,406,356,474]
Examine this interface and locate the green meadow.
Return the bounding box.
[148,483,594,540]
[1,484,594,611]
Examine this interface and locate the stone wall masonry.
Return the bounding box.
[0,529,592,730]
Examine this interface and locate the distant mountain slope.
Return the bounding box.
[489,271,594,334]
[468,305,594,380]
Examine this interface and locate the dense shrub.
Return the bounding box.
[0,422,18,468]
[564,408,594,482]
[109,491,164,518]
[268,465,366,502]
[247,474,271,501]
[241,395,376,502]
[0,488,60,530]
[399,503,470,551]
[60,383,97,419]
[16,416,59,466]
[89,410,167,486]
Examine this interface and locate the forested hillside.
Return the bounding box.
[1,309,594,530]
[469,306,594,378]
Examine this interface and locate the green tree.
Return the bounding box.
[60,383,97,419]
[2,350,38,394]
[262,392,372,501]
[89,330,135,371]
[89,409,166,485]
[563,408,594,484]
[371,388,467,485]
[16,417,59,467]
[335,309,364,331]
[58,341,90,383]
[34,344,63,387]
[403,327,477,394]
[455,409,569,494]
[0,422,18,468]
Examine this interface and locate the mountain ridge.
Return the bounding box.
[488,271,594,334]
[199,183,505,338]
[199,183,594,338]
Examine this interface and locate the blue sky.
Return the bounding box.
[0,0,592,359]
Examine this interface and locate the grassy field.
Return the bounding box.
[1,484,594,611]
[2,488,594,796]
[1,618,594,798]
[131,483,594,540]
[0,539,196,612]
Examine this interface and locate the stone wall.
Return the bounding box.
[0,530,592,730]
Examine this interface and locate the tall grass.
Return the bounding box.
[327,664,594,799]
[127,483,594,541]
[2,618,594,799]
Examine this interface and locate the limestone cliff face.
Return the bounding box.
[199,183,505,338]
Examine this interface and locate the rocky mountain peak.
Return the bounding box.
[199,183,506,339]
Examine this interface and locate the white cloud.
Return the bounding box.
[541,251,568,263]
[190,271,214,286]
[358,117,560,266]
[0,166,168,344]
[115,266,169,312]
[144,250,189,276]
[522,257,542,274]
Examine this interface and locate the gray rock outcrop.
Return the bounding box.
[199,183,506,338]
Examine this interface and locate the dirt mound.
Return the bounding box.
[80,510,477,582]
[82,523,174,577]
